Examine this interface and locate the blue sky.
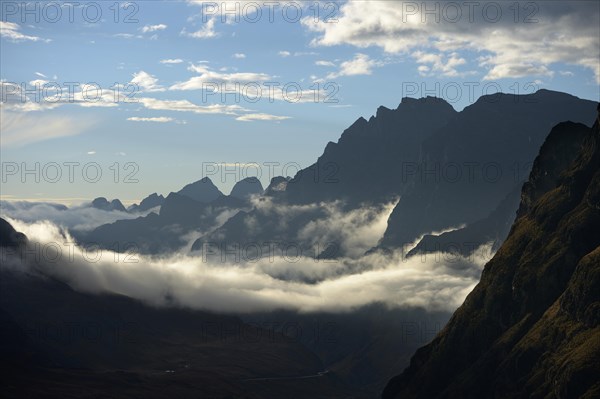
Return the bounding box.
[1,1,599,204]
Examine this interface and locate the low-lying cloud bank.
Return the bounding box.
[239,197,398,258]
[2,217,494,314]
[0,200,152,232]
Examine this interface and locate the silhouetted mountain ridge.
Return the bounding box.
[177,177,223,203]
[79,179,248,254]
[230,176,264,200]
[193,91,596,257]
[285,95,458,206]
[128,193,165,213]
[379,89,597,249]
[91,197,127,213]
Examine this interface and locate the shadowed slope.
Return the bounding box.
[383,109,600,399]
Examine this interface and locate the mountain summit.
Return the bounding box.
[177,177,223,203]
[230,177,264,200]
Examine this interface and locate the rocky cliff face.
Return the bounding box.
[382,107,600,399]
[380,90,598,248]
[284,96,457,207]
[0,217,27,248]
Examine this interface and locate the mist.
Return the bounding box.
[0,200,152,231]
[2,216,494,314]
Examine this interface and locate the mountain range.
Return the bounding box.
[74,177,264,254]
[2,90,598,398]
[191,90,597,258]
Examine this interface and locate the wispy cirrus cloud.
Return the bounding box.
[160,58,184,64]
[141,24,167,33]
[169,63,271,90]
[137,97,248,115]
[315,60,335,67]
[127,116,174,123]
[0,109,95,148]
[168,62,328,103]
[235,113,291,122]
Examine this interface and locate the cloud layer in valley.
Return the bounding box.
[0,201,149,232]
[2,216,493,314]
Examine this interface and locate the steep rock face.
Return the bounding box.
[517,121,592,217]
[0,217,27,248]
[407,121,592,257]
[284,97,457,206]
[381,90,597,248]
[406,183,523,257]
[382,109,600,399]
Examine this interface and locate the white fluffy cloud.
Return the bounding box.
[0,21,50,42]
[302,1,600,82]
[130,71,165,92]
[412,51,472,77]
[326,53,382,79]
[182,18,218,39]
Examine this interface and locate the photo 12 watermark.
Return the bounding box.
[201,161,340,184]
[1,1,140,24]
[1,162,140,184]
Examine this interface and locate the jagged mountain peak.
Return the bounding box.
[91,197,127,212]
